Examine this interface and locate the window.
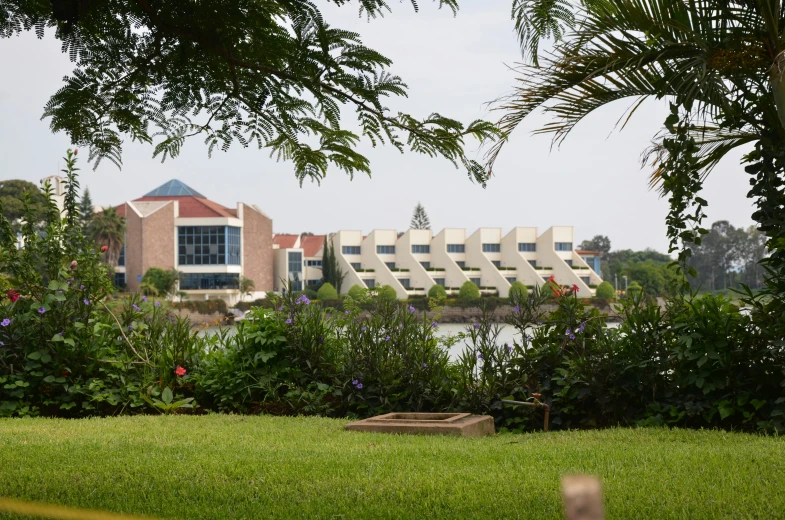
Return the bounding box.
[179,273,239,290]
[351,262,361,270]
[377,245,395,255]
[447,244,465,253]
[399,278,410,288]
[342,245,361,255]
[518,242,536,252]
[114,272,126,288]
[506,277,516,284]
[581,277,591,286]
[470,278,481,286]
[433,278,445,287]
[482,243,501,253]
[456,261,466,268]
[288,252,302,273]
[528,260,537,267]
[364,279,376,288]
[178,226,241,265]
[117,240,126,266]
[307,279,320,286]
[411,244,430,254]
[555,242,573,251]
[565,259,573,266]
[492,260,501,268]
[290,280,303,292]
[420,261,431,269]
[306,259,322,267]
[542,276,552,282]
[385,262,396,270]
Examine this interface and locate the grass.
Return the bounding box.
[0,416,784,519]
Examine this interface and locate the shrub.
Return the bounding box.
[347,285,366,300]
[317,283,338,300]
[458,281,480,301]
[172,299,228,315]
[377,285,398,300]
[142,267,179,298]
[303,288,319,301]
[508,281,528,302]
[428,284,447,299]
[627,281,643,297]
[596,281,615,299]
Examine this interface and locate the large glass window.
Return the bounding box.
[492,260,501,268]
[307,260,322,266]
[412,244,430,254]
[433,278,445,286]
[342,245,361,255]
[555,242,573,251]
[528,260,537,267]
[307,279,320,285]
[351,262,361,270]
[506,277,516,284]
[581,277,591,285]
[420,261,431,269]
[385,262,396,270]
[447,244,465,253]
[117,239,126,266]
[178,226,241,265]
[377,245,395,255]
[290,280,303,292]
[179,273,239,290]
[470,277,481,286]
[482,243,501,253]
[364,279,376,288]
[399,278,410,288]
[288,251,302,273]
[518,242,536,252]
[456,261,466,268]
[114,272,126,288]
[565,259,573,266]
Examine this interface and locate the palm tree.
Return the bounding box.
[89,207,126,266]
[492,0,785,292]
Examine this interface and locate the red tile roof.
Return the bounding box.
[132,196,237,218]
[273,234,299,248]
[576,250,602,256]
[301,235,326,257]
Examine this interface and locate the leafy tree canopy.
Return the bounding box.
[0,180,46,228]
[2,0,498,184]
[578,235,610,255]
[410,202,431,230]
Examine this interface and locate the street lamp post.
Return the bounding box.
[623,275,628,292]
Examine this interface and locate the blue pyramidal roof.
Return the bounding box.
[144,179,204,198]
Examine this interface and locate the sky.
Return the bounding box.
[0,2,757,253]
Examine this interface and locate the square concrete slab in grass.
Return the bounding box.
[345,412,495,437]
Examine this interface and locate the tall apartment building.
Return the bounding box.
[272,234,326,292]
[275,226,603,299]
[112,180,273,305]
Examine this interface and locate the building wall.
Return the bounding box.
[466,228,511,297]
[332,231,367,291]
[124,203,144,293]
[536,226,593,294]
[501,227,542,288]
[395,229,435,295]
[241,203,273,294]
[432,229,470,290]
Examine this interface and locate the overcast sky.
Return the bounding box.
[0,2,756,252]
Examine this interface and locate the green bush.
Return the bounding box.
[428,284,447,299]
[347,285,366,299]
[303,288,319,301]
[508,281,528,301]
[317,283,338,300]
[172,299,228,315]
[376,285,398,300]
[458,281,480,301]
[596,281,615,299]
[142,267,179,297]
[627,281,643,297]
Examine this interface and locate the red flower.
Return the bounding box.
[571,284,579,293]
[175,366,187,377]
[6,290,19,303]
[532,393,542,399]
[70,260,78,271]
[61,370,69,378]
[73,149,78,155]
[101,245,108,253]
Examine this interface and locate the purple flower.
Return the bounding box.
[565,329,571,336]
[154,301,161,307]
[513,305,520,313]
[576,321,586,333]
[505,344,512,352]
[423,363,428,368]
[142,295,148,303]
[569,334,575,340]
[473,323,480,330]
[132,304,140,311]
[285,318,293,325]
[0,341,4,346]
[318,336,324,344]
[477,352,484,359]
[345,310,350,315]
[356,383,363,389]
[83,299,89,305]
[0,318,10,327]
[408,305,415,312]
[38,307,46,315]
[278,306,284,311]
[524,335,532,345]
[361,326,367,332]
[128,325,133,331]
[79,285,85,290]
[352,379,359,386]
[431,321,438,328]
[296,294,310,305]
[384,335,390,341]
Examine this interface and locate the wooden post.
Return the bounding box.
[562,475,604,520]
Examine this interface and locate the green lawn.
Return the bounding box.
[0,416,783,519]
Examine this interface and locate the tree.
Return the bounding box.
[595,281,615,300]
[578,236,611,255]
[88,207,126,266]
[142,268,180,299]
[458,281,480,301]
[317,283,339,300]
[238,276,255,302]
[377,285,398,301]
[428,284,447,299]
[491,0,785,304]
[2,0,498,183]
[626,281,643,298]
[79,188,94,229]
[347,285,366,300]
[0,180,46,231]
[508,281,528,302]
[321,236,347,293]
[410,203,431,230]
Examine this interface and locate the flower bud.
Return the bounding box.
[70,260,78,270]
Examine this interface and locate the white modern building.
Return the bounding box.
[274,226,603,299]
